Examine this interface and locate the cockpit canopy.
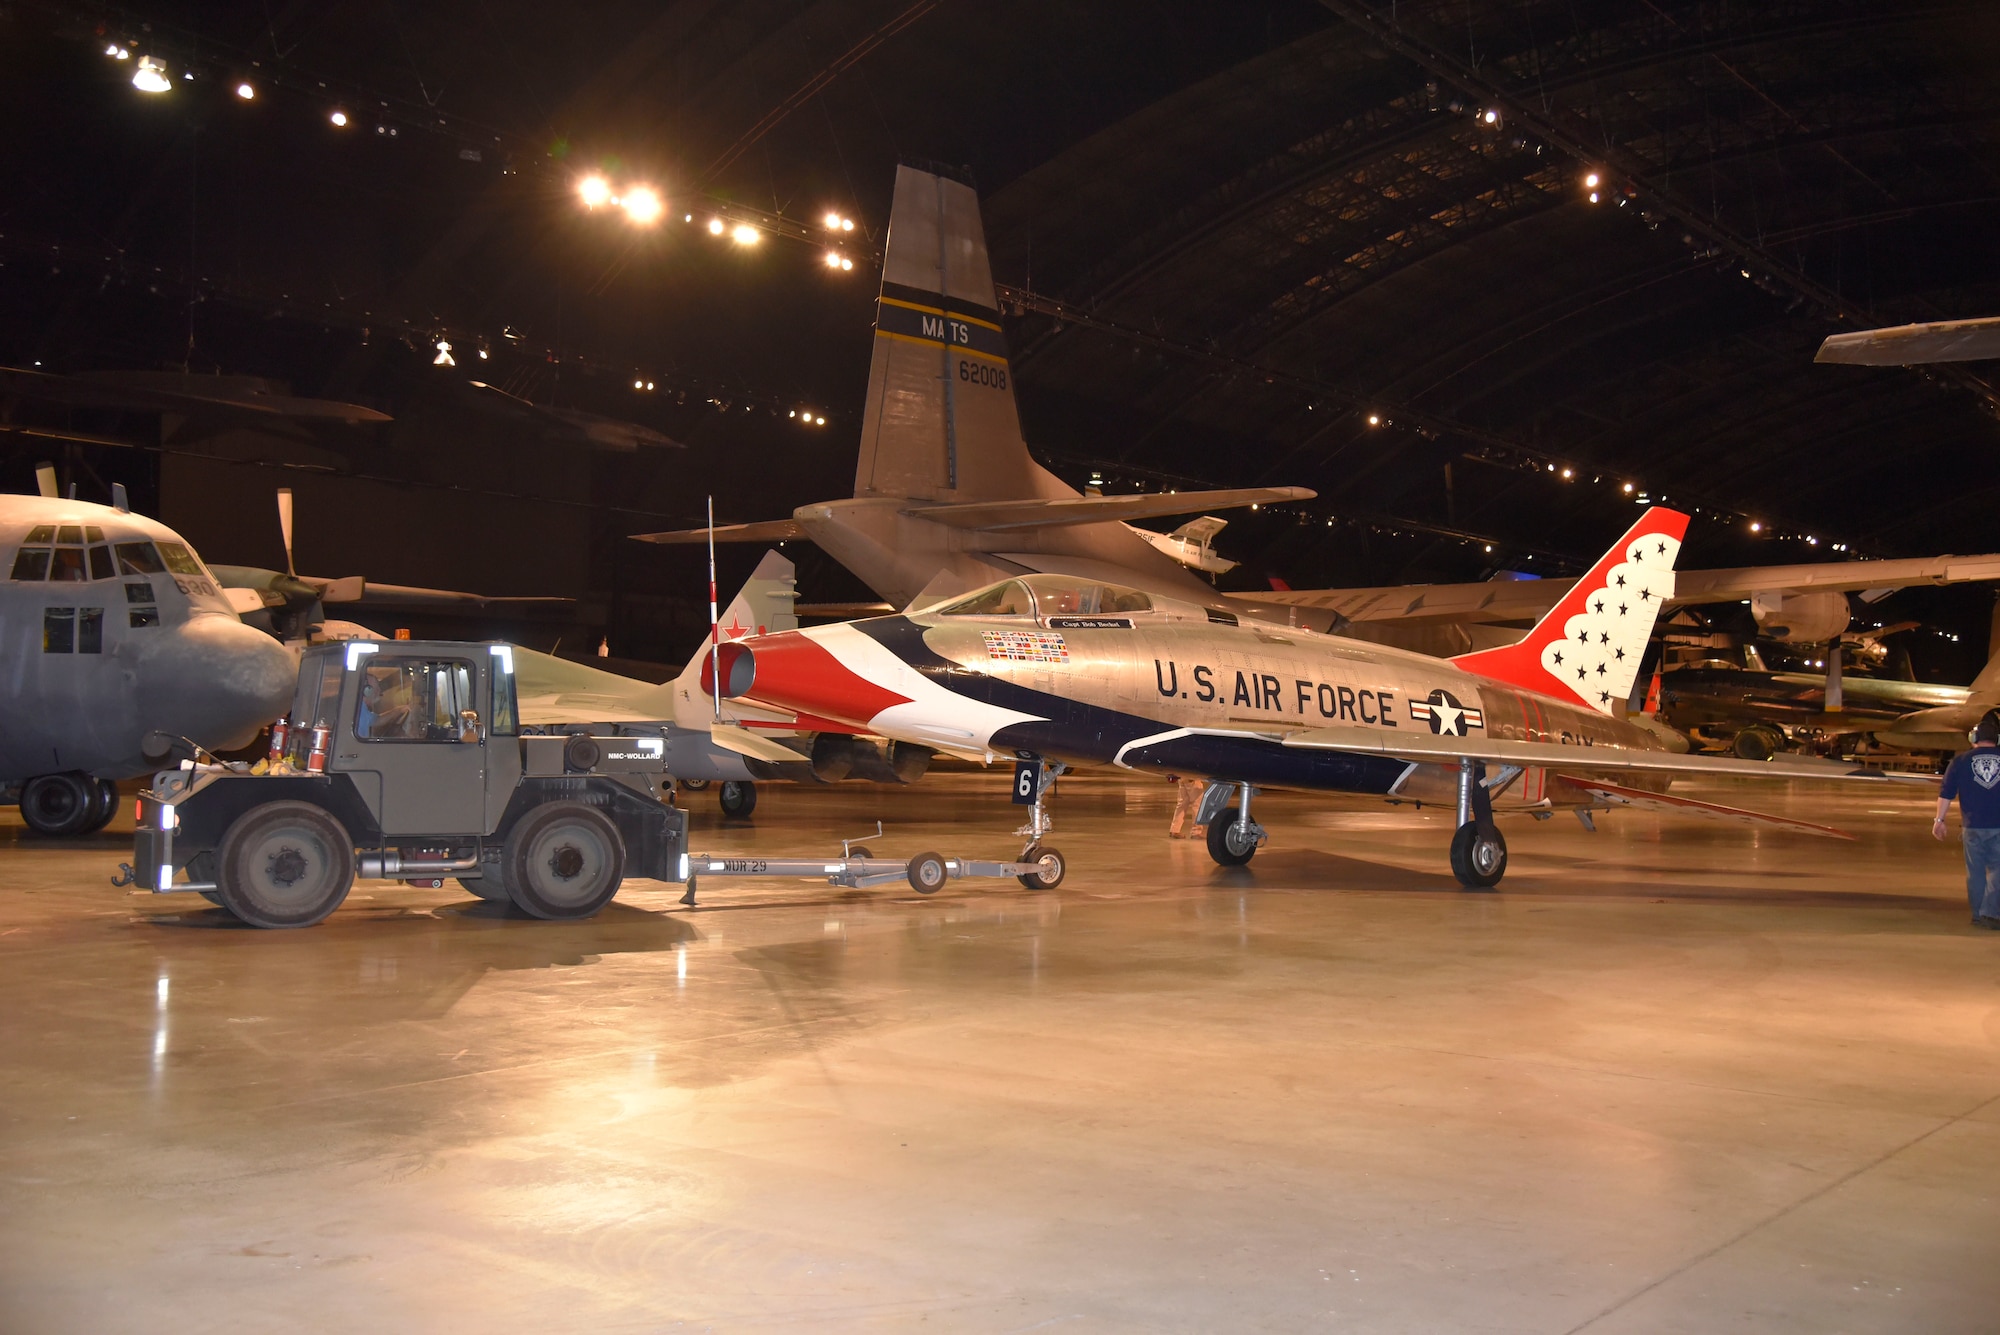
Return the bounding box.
[930,574,1154,619]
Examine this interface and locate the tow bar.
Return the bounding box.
[679,824,1066,905]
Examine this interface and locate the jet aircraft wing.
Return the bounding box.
[1816,317,2000,366]
[631,518,810,544]
[1556,777,1855,839]
[511,648,678,726]
[0,366,391,421]
[1273,722,1926,782]
[900,486,1314,532]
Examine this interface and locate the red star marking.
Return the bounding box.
[723,614,749,639]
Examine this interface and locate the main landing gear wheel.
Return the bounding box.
[906,851,948,894]
[1017,844,1066,890]
[19,772,100,836]
[502,801,624,920]
[678,777,711,791]
[82,779,119,834]
[215,801,356,929]
[718,781,758,820]
[1206,808,1258,867]
[1449,821,1508,889]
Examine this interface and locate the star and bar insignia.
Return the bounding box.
[1408,688,1486,736]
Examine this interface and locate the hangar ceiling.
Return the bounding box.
[5,0,2000,616]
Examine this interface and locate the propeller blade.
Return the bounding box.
[277,487,296,577]
[34,463,57,498]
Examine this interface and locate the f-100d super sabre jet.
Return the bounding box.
[706,507,1919,888]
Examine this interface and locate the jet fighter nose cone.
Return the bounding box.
[136,614,297,754]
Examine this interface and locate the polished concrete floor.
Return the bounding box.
[1,769,1996,1333]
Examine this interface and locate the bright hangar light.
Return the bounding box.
[707,217,725,235]
[132,56,172,93]
[622,186,663,224]
[730,223,760,245]
[235,81,255,100]
[578,175,612,208]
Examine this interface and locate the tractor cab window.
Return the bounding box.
[934,579,1035,618]
[489,649,518,737]
[282,654,346,766]
[1018,575,1153,617]
[356,658,479,743]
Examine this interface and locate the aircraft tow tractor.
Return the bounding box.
[113,638,1065,928]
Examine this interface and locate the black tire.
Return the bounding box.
[718,781,758,820]
[82,779,120,834]
[1017,844,1066,890]
[906,851,948,894]
[455,875,510,903]
[198,890,226,907]
[1449,821,1508,889]
[845,846,872,860]
[215,801,356,929]
[502,802,625,920]
[679,778,711,791]
[19,773,98,836]
[1205,808,1257,867]
[1732,729,1771,761]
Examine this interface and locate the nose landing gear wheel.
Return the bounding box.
[502,801,624,920]
[19,772,99,836]
[1017,844,1066,890]
[214,801,356,928]
[718,781,758,820]
[1205,807,1258,867]
[1449,821,1508,888]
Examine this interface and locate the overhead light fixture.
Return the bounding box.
[1366,413,1380,426]
[707,217,725,235]
[634,379,644,389]
[730,223,759,245]
[622,186,663,225]
[1482,109,1499,125]
[825,251,843,268]
[1560,467,1573,479]
[1584,172,1601,188]
[131,56,172,94]
[841,257,854,271]
[433,340,455,367]
[1749,521,1762,533]
[1588,191,1600,204]
[235,82,255,100]
[1622,482,1634,493]
[329,109,349,127]
[105,44,131,60]
[578,175,612,209]
[823,211,842,229]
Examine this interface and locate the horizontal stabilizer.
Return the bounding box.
[904,486,1314,532]
[1561,776,1853,839]
[1278,723,1930,783]
[1817,317,2000,366]
[631,518,809,545]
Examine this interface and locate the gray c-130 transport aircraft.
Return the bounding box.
[707,506,1921,888]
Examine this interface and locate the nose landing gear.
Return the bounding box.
[1012,758,1068,889]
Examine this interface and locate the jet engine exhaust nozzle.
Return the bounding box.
[698,643,756,700]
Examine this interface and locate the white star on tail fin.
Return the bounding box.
[1451,507,1689,715]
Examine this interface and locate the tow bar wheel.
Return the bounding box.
[503,801,625,920]
[215,801,357,929]
[906,851,948,894]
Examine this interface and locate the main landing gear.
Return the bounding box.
[1198,781,1267,868]
[1450,755,1507,889]
[1012,759,1068,890]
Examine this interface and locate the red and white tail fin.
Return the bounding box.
[1453,507,1690,716]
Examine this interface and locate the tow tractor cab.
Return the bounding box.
[126,638,689,928]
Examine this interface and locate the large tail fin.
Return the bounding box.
[854,163,1056,504]
[1453,508,1690,716]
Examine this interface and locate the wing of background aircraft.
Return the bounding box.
[1816,317,2000,366]
[0,366,392,422]
[1236,552,2000,626]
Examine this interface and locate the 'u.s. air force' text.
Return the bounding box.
[1153,659,1399,724]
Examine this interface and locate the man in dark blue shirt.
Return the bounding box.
[1935,709,2000,927]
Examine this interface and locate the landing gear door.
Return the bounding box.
[349,655,488,836]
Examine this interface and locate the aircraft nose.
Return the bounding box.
[138,614,298,752]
